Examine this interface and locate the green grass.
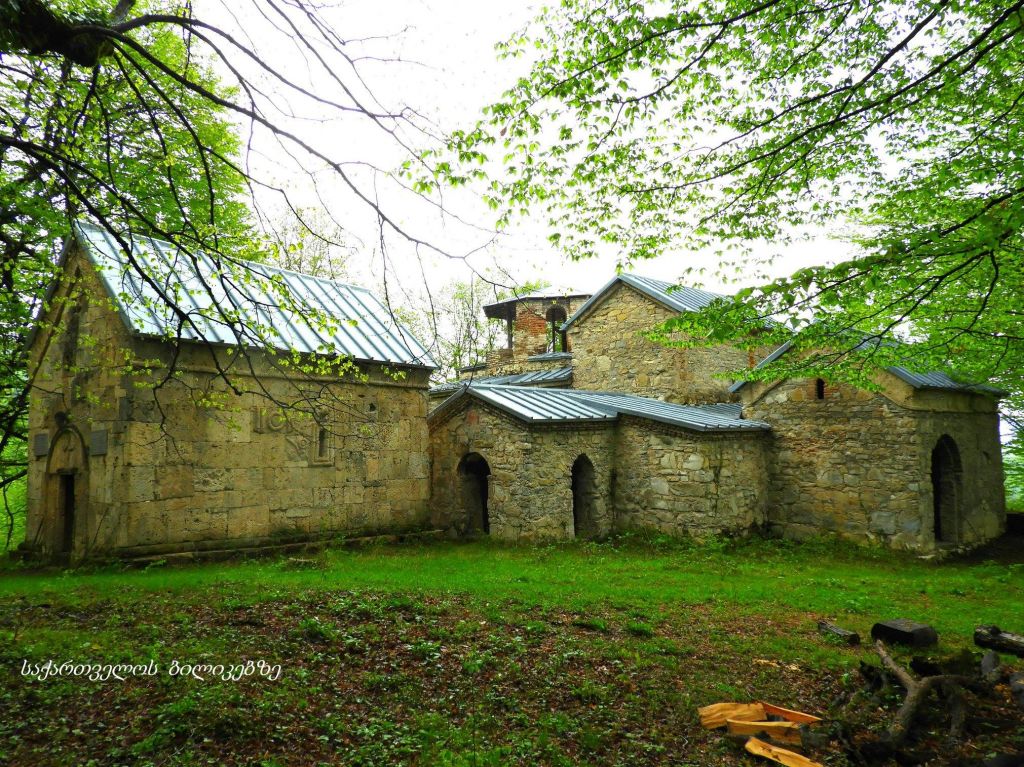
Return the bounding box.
[2,536,1022,766]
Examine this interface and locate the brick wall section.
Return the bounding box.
[742,376,1005,550]
[26,247,433,560]
[567,283,750,404]
[613,416,769,536]
[429,401,616,540]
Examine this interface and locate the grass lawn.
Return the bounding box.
[1,535,1022,766]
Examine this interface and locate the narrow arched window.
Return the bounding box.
[815,378,826,400]
[546,306,568,352]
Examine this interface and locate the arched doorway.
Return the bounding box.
[931,435,962,545]
[458,453,491,534]
[45,425,87,556]
[571,455,598,538]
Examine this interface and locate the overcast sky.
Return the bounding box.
[205,0,856,303]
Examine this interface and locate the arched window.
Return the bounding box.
[815,378,826,400]
[546,306,568,353]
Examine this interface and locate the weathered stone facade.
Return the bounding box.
[428,270,1006,552]
[26,245,432,560]
[741,375,1005,550]
[613,417,769,537]
[430,400,616,540]
[568,283,751,403]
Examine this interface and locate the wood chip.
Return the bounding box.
[745,737,825,767]
[761,702,823,725]
[726,719,803,745]
[697,702,766,729]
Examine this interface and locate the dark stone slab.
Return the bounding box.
[870,619,938,647]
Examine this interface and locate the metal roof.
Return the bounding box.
[527,351,573,362]
[430,366,572,396]
[728,339,999,395]
[562,273,723,330]
[483,288,590,311]
[74,222,435,368]
[431,384,769,432]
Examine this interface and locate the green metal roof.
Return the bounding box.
[430,384,770,432]
[73,222,435,368]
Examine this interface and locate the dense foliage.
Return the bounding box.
[441,0,1024,459]
[1,1,256,535]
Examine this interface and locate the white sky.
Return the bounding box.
[204,0,855,303]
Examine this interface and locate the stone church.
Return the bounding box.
[24,227,1006,560]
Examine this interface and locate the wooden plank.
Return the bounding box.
[745,737,824,767]
[726,719,802,745]
[761,703,822,725]
[697,702,766,729]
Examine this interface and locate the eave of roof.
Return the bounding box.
[561,273,722,331]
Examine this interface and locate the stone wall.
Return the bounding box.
[429,400,769,542]
[26,247,433,560]
[568,283,750,404]
[613,416,769,537]
[429,400,616,540]
[742,376,1005,550]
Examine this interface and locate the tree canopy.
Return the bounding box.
[444,0,1023,435]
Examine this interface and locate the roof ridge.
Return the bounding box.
[74,220,373,295]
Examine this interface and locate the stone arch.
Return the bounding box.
[571,454,598,539]
[931,434,962,546]
[44,425,88,556]
[458,452,491,535]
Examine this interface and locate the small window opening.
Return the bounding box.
[317,427,329,458]
[815,378,826,400]
[369,403,377,412]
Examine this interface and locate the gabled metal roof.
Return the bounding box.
[562,273,723,331]
[74,222,435,368]
[430,366,573,396]
[728,339,1000,395]
[430,384,770,432]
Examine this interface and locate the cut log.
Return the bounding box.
[745,736,825,767]
[761,702,823,725]
[697,702,766,729]
[871,619,938,647]
[974,625,1024,658]
[726,718,803,745]
[817,620,860,645]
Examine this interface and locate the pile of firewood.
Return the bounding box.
[697,623,1024,766]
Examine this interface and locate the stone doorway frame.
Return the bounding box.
[43,424,88,557]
